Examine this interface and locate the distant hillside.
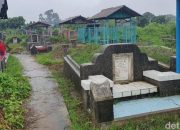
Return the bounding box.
[138,12,175,27]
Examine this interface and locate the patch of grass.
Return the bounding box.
[69,44,101,64]
[109,111,180,130]
[52,71,98,130]
[5,55,23,75]
[36,52,63,66]
[139,45,176,65]
[137,22,176,48]
[9,44,25,54]
[0,56,31,130]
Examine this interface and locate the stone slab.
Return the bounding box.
[114,96,180,120]
[143,70,180,81]
[113,81,158,98]
[81,75,114,91]
[90,80,113,102]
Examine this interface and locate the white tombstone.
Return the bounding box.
[112,53,134,83]
[13,37,18,44]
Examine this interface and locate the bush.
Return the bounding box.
[137,22,176,47]
[0,56,30,129]
[69,44,101,64]
[50,35,68,44]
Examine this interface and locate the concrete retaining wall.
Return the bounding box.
[64,55,81,89]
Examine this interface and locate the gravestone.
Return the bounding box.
[62,44,69,56]
[13,37,18,44]
[80,44,158,81]
[90,80,114,123]
[113,53,134,83]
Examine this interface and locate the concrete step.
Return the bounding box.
[113,81,158,98]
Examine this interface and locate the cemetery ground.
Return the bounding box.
[35,44,179,130]
[0,43,179,130]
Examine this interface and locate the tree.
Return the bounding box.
[143,12,155,23]
[152,15,166,24]
[0,16,25,30]
[152,15,175,24]
[138,12,175,27]
[39,14,46,23]
[138,17,149,27]
[39,9,60,26]
[138,12,155,27]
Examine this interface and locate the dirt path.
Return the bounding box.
[16,54,71,130]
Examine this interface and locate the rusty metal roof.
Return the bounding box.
[90,5,141,20]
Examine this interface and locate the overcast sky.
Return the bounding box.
[7,0,176,23]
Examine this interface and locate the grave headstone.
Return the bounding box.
[80,44,158,81]
[13,37,18,44]
[62,44,69,55]
[113,53,134,83]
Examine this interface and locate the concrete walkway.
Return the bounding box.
[16,54,71,130]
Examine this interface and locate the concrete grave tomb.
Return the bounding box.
[64,44,180,124]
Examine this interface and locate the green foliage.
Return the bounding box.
[137,22,176,48]
[139,46,176,64]
[0,17,25,30]
[0,56,30,129]
[138,12,155,27]
[8,44,25,54]
[5,29,28,45]
[50,35,67,44]
[69,44,101,64]
[36,49,63,66]
[52,28,59,36]
[52,72,98,130]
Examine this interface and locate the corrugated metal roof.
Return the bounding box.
[60,15,91,25]
[90,5,141,20]
[0,0,8,19]
[27,21,51,29]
